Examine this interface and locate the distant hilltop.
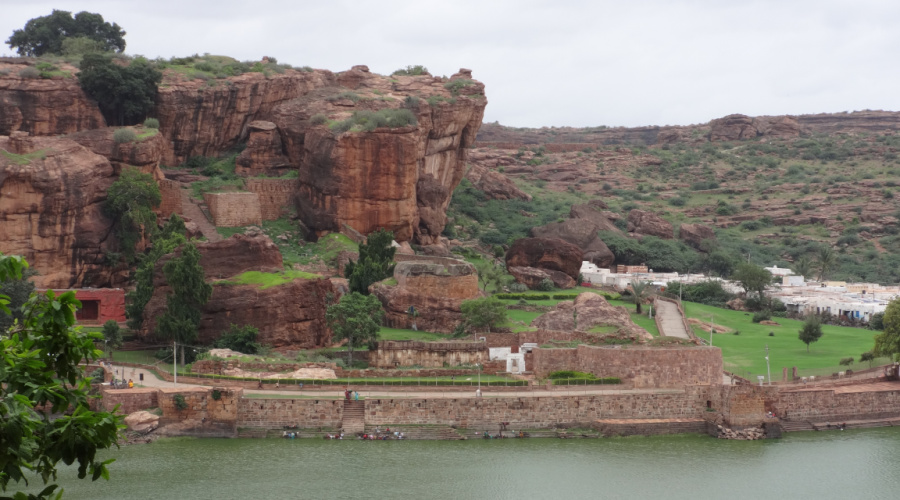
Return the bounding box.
[477,110,900,147]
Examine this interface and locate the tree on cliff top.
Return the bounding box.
[6,10,126,57]
[0,253,123,499]
[326,292,384,366]
[344,228,396,295]
[78,53,162,126]
[873,298,900,360]
[104,167,161,262]
[155,242,212,366]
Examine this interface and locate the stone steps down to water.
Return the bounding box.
[594,418,708,437]
[781,416,900,432]
[342,400,365,433]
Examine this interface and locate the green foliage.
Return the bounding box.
[868,312,884,331]
[326,292,384,365]
[535,278,555,292]
[344,229,396,295]
[752,310,771,323]
[444,79,474,95]
[6,9,126,56]
[329,108,417,133]
[143,117,159,129]
[310,113,327,125]
[0,267,35,333]
[112,128,136,143]
[61,36,107,56]
[125,215,186,331]
[402,96,421,109]
[213,324,260,354]
[873,298,900,360]
[731,262,772,301]
[392,65,429,76]
[78,53,162,125]
[599,232,700,273]
[860,351,876,367]
[628,280,653,314]
[798,315,824,352]
[18,66,40,79]
[104,167,161,262]
[838,357,854,366]
[475,260,505,292]
[172,394,188,410]
[668,280,734,307]
[155,242,212,364]
[460,296,508,333]
[0,253,123,499]
[326,91,360,103]
[102,320,122,351]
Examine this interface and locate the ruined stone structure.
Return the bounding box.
[370,340,488,368]
[157,179,183,219]
[203,192,263,227]
[41,288,126,324]
[244,178,297,221]
[531,345,723,388]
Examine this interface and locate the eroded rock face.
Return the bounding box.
[465,164,531,201]
[0,134,120,288]
[235,120,291,176]
[569,201,620,233]
[627,209,674,239]
[530,293,652,340]
[506,237,583,281]
[708,114,800,142]
[679,223,716,250]
[508,266,576,290]
[0,60,105,136]
[192,234,283,279]
[67,126,166,179]
[125,411,160,434]
[531,219,615,268]
[371,257,480,333]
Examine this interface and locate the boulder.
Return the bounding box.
[371,258,480,333]
[531,219,615,267]
[67,126,166,179]
[508,266,575,290]
[708,114,758,142]
[465,164,531,201]
[235,121,292,176]
[530,293,652,340]
[679,223,716,250]
[627,209,674,239]
[505,237,583,281]
[124,411,160,434]
[569,201,620,233]
[0,134,121,288]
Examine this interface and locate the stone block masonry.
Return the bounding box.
[158,179,183,219]
[100,387,158,415]
[244,178,297,221]
[204,192,262,227]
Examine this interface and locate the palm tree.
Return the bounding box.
[816,246,836,282]
[629,280,653,314]
[792,255,813,281]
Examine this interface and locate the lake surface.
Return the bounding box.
[44,428,900,499]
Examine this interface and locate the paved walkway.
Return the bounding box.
[109,365,686,399]
[179,188,222,242]
[655,300,690,339]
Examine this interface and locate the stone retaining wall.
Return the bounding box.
[244,178,296,221]
[204,192,262,227]
[158,179,182,219]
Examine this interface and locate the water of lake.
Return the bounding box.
[42,428,900,499]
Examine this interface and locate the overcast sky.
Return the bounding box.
[2,0,899,128]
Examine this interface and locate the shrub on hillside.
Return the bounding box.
[392,65,429,76]
[18,67,40,79]
[536,279,555,292]
[143,117,159,129]
[751,310,771,323]
[112,128,136,143]
[330,108,417,133]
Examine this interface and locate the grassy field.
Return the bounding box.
[378,327,450,342]
[682,302,884,379]
[217,269,322,288]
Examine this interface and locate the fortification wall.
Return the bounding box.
[773,387,900,421]
[99,387,158,415]
[532,345,722,388]
[204,192,262,227]
[244,178,296,221]
[158,179,182,219]
[237,398,344,429]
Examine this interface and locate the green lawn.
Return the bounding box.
[216,269,322,288]
[682,302,884,379]
[378,327,450,342]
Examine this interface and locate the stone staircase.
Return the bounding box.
[781,416,900,432]
[180,188,222,242]
[342,400,366,433]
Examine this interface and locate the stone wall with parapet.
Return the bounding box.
[157,386,241,437]
[204,192,262,227]
[158,178,182,219]
[237,397,344,429]
[244,178,297,221]
[99,387,158,415]
[532,345,723,388]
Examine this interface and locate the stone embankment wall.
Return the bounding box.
[99,387,158,415]
[244,178,296,221]
[370,341,488,368]
[532,345,723,388]
[203,192,262,227]
[238,398,344,429]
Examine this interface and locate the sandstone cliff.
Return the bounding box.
[0,59,105,136]
[0,133,119,288]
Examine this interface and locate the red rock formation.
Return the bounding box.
[505,237,583,281]
[235,121,291,176]
[67,126,166,179]
[371,257,480,333]
[0,133,119,288]
[530,219,615,268]
[679,223,716,250]
[569,201,620,233]
[464,164,531,201]
[627,210,674,239]
[708,114,759,142]
[192,234,284,279]
[508,266,576,290]
[530,293,651,340]
[0,60,105,136]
